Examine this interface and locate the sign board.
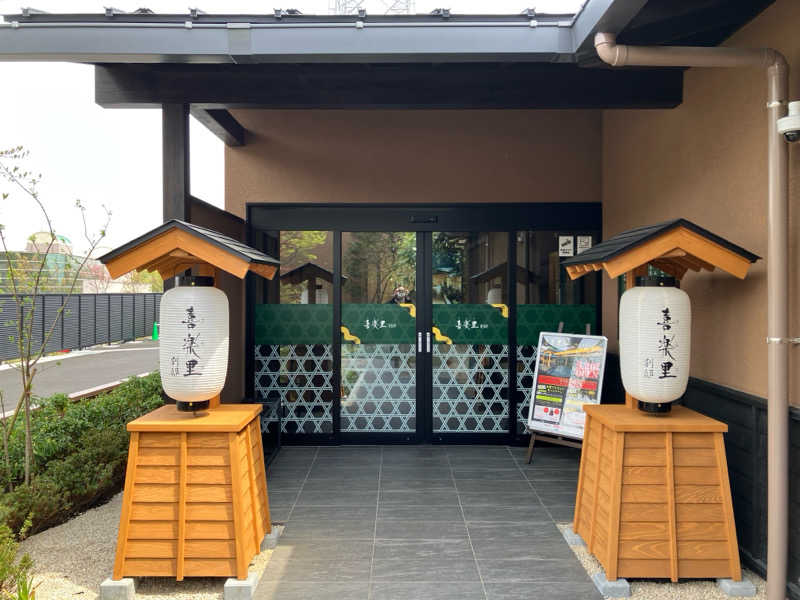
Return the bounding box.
[558,235,574,257]
[526,332,608,440]
[577,235,593,254]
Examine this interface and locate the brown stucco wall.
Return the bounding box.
[601,0,800,404]
[224,109,601,218]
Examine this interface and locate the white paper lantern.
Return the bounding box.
[159,285,229,404]
[486,286,503,305]
[301,285,328,304]
[619,283,691,409]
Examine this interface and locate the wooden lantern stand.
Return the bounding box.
[100,220,280,581]
[561,220,759,583]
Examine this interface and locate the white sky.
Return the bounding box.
[0,0,584,255]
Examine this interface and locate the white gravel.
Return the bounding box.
[19,493,274,600]
[556,523,766,600]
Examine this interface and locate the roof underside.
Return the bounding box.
[0,0,775,110]
[0,0,774,64]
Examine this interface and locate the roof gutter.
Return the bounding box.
[595,32,789,600]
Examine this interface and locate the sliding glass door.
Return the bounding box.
[247,204,601,445]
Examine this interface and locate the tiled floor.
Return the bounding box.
[254,445,601,600]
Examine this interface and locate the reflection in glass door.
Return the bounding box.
[430,232,510,435]
[340,232,419,437]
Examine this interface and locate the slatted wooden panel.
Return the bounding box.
[573,414,742,583]
[113,412,271,581]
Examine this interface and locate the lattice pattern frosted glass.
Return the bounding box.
[254,344,333,434]
[341,343,416,432]
[432,344,508,433]
[516,345,538,434]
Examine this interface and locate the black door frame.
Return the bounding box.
[246,203,602,445]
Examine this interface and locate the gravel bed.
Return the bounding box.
[19,493,274,600]
[556,523,765,599]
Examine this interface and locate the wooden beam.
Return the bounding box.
[96,63,684,110]
[190,107,245,147]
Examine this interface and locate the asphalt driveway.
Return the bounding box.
[0,340,159,406]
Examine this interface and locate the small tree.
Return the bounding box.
[0,146,111,487]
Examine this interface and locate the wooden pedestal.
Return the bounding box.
[113,404,271,581]
[573,405,741,582]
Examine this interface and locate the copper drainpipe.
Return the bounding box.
[595,32,790,600]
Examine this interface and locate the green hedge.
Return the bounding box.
[0,373,164,536]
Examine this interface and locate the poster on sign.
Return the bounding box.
[526,332,608,440]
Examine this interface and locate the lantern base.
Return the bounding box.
[176,400,211,412]
[637,400,672,414]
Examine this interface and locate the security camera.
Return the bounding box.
[777,101,800,143]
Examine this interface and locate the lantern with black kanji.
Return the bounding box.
[159,276,229,411]
[619,277,691,413]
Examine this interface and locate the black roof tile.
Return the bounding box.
[99,219,279,266]
[561,219,759,267]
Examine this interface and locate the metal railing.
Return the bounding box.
[0,293,161,361]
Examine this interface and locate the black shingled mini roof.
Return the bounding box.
[99,219,279,266]
[561,219,760,267]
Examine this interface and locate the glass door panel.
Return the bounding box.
[341,232,419,435]
[431,232,509,435]
[514,231,599,434]
[254,231,334,436]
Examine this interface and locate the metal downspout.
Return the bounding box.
[595,32,790,600]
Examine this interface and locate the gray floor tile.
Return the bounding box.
[373,538,474,561]
[457,491,539,506]
[380,478,456,491]
[289,505,377,521]
[271,539,374,562]
[267,490,300,506]
[379,489,460,505]
[545,504,576,521]
[451,468,525,480]
[535,485,575,506]
[281,518,376,540]
[381,456,450,467]
[371,556,481,581]
[378,504,464,521]
[255,581,369,600]
[306,466,380,479]
[478,557,591,582]
[264,477,305,492]
[370,582,485,600]
[529,480,577,494]
[260,557,371,582]
[376,519,468,540]
[295,489,378,506]
[455,479,534,493]
[484,581,602,600]
[301,478,379,492]
[267,505,293,523]
[447,456,519,468]
[468,527,573,561]
[462,504,550,523]
[380,466,452,480]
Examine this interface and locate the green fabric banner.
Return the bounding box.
[516,304,596,346]
[341,303,416,344]
[432,304,508,345]
[254,304,332,345]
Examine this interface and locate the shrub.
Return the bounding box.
[0,372,163,536]
[0,522,32,598]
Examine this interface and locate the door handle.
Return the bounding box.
[426,332,431,353]
[417,332,423,353]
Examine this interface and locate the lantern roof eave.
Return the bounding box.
[99,219,279,281]
[562,219,760,281]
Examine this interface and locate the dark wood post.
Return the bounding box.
[162,103,190,222]
[162,103,190,291]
